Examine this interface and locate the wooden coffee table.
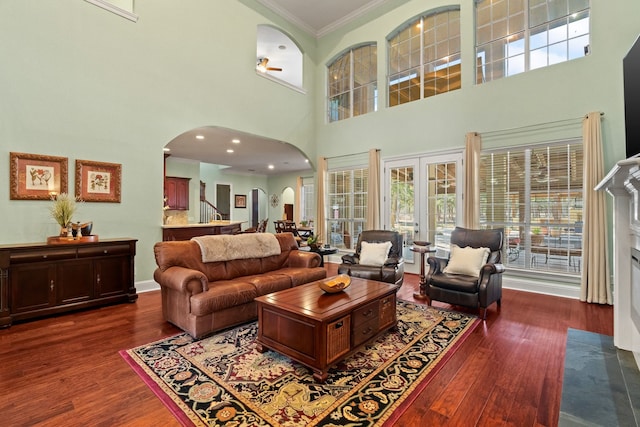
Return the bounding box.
[255,277,398,383]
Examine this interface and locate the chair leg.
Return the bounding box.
[479,307,487,320]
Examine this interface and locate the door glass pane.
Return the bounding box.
[389,166,415,261]
[427,162,457,256]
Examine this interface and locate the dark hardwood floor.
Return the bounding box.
[0,264,612,426]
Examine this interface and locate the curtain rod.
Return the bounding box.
[324,148,379,161]
[479,112,604,137]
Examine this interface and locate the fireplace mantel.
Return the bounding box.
[596,156,640,363]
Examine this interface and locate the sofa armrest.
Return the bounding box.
[287,250,322,268]
[153,266,208,295]
[482,262,505,275]
[341,254,359,264]
[384,255,403,267]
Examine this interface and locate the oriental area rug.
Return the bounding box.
[121,301,479,426]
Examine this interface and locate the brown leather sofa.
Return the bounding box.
[153,232,327,338]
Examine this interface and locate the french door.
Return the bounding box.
[384,152,463,273]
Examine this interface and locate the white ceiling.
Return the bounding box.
[256,0,390,37]
[168,1,391,176]
[165,127,312,176]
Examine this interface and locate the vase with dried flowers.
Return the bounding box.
[49,193,79,236]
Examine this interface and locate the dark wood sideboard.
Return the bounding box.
[0,238,137,328]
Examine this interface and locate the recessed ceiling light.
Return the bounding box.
[227,149,234,153]
[268,165,274,169]
[196,135,204,140]
[232,139,240,144]
[305,159,309,163]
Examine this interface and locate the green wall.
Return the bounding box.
[1,0,639,287]
[315,1,638,166]
[0,0,317,283]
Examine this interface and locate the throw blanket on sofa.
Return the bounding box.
[192,233,281,263]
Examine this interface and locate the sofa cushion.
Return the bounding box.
[190,280,258,316]
[276,267,328,286]
[245,273,293,296]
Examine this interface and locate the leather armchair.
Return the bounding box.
[337,230,404,287]
[424,227,505,320]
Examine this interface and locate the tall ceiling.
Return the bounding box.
[256,0,391,37]
[167,1,392,176]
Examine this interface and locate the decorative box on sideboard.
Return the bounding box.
[0,238,137,328]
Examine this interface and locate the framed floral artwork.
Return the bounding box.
[235,194,247,208]
[75,159,121,203]
[10,152,68,200]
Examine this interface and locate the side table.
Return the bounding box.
[410,242,435,301]
[300,246,337,267]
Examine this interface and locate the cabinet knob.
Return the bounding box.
[103,250,108,254]
[50,280,54,291]
[42,255,47,259]
[97,274,100,284]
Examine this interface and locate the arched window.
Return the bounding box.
[475,0,590,82]
[327,44,377,122]
[388,7,461,107]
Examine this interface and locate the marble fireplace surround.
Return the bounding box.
[596,156,640,368]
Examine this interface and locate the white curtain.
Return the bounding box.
[580,112,612,304]
[367,149,381,229]
[315,157,327,246]
[464,132,481,229]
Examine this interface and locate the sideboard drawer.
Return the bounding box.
[10,248,77,264]
[77,244,132,258]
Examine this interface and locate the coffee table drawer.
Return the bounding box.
[352,317,380,347]
[352,300,379,327]
[327,315,350,363]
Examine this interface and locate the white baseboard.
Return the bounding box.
[136,279,160,293]
[502,275,580,299]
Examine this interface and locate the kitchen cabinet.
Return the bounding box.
[0,239,137,327]
[165,176,190,210]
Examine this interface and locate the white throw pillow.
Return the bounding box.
[359,241,393,267]
[443,244,491,277]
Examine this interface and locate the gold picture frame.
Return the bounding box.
[10,152,68,200]
[75,159,122,203]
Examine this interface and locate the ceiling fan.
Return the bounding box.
[257,57,282,72]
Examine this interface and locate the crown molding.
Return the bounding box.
[316,0,388,38]
[256,0,389,38]
[85,0,138,22]
[255,0,317,36]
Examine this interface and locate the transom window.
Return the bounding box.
[476,0,590,82]
[388,7,461,107]
[327,44,377,122]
